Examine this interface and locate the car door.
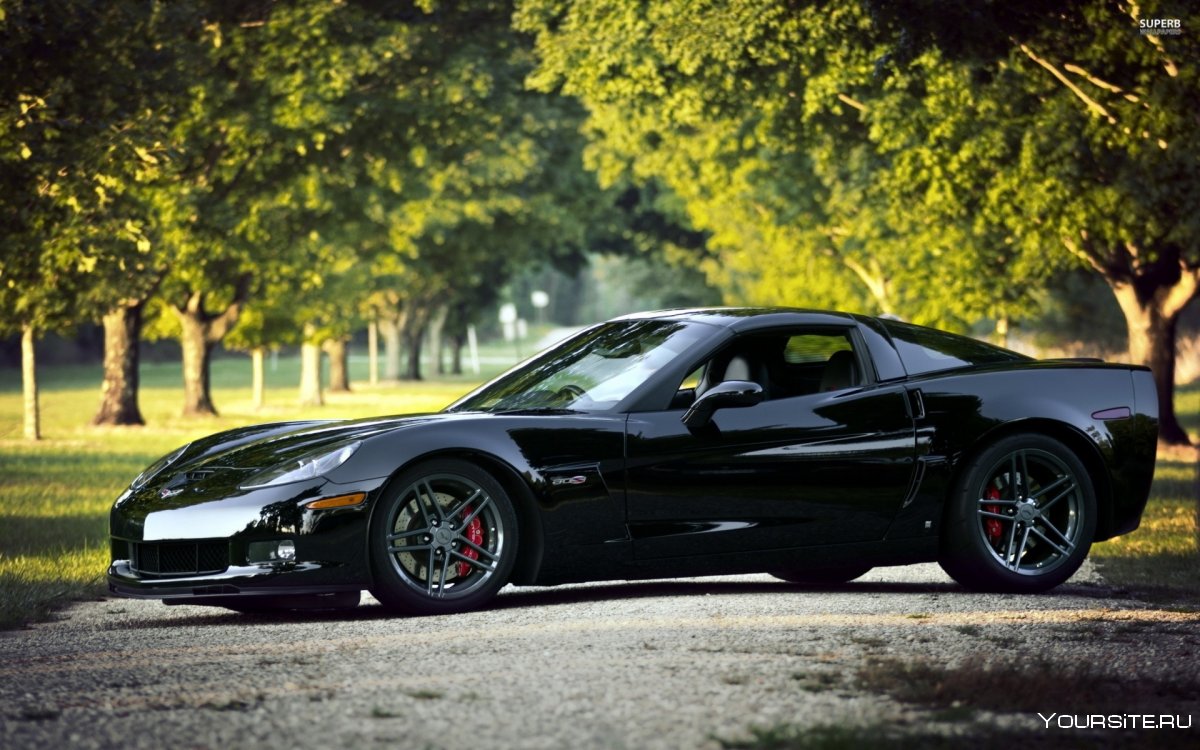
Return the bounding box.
[624,326,916,559]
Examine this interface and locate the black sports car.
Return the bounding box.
[108,308,1158,615]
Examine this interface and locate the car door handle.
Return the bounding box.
[907,389,926,420]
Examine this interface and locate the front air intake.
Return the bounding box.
[129,540,229,577]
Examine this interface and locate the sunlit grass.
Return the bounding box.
[1177,380,1200,441]
[0,548,110,627]
[1092,456,1198,601]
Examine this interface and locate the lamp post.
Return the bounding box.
[499,303,520,359]
[530,290,549,325]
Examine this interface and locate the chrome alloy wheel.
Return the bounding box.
[974,448,1083,576]
[385,473,506,600]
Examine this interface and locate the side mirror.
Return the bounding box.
[681,380,763,431]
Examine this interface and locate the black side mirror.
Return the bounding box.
[681,380,763,431]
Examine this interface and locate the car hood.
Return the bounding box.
[136,413,442,496]
[193,413,440,469]
[111,414,452,538]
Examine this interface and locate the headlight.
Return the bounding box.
[240,441,362,489]
[130,444,190,490]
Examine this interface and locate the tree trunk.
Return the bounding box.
[840,254,894,316]
[994,315,1010,349]
[1112,280,1195,446]
[178,312,217,416]
[173,280,251,417]
[21,324,40,441]
[299,325,324,407]
[403,326,425,380]
[401,304,431,381]
[251,347,266,411]
[368,318,379,386]
[428,305,448,376]
[450,333,465,375]
[325,338,350,392]
[380,316,402,381]
[1068,238,1198,446]
[93,302,145,426]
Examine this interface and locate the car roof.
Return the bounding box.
[612,307,863,332]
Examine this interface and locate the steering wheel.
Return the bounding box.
[554,384,586,403]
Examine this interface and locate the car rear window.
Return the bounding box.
[881,319,1028,376]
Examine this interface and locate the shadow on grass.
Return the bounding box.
[0,513,110,630]
[1094,553,1200,607]
[1094,454,1199,607]
[0,514,109,555]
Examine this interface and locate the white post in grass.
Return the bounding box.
[22,324,40,441]
[368,317,379,386]
[467,324,481,375]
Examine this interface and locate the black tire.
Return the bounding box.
[369,458,518,615]
[770,566,872,585]
[939,433,1096,593]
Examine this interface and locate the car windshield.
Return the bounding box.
[447,320,708,413]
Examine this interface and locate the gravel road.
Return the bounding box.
[2,562,1197,749]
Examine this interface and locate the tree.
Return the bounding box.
[518,0,1199,443]
[515,1,1041,331]
[0,0,177,434]
[864,0,1200,443]
[335,1,620,381]
[222,276,304,412]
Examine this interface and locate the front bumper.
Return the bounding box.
[107,560,364,601]
[107,476,386,602]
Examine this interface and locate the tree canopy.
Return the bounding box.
[2,0,1196,444]
[516,0,1199,443]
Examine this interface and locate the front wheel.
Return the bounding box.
[939,434,1096,593]
[370,459,518,615]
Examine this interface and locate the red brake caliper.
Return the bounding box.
[983,486,1003,544]
[456,506,483,577]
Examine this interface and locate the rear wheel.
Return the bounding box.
[370,459,517,615]
[770,566,872,585]
[939,434,1096,593]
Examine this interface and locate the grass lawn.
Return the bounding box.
[0,359,1195,628]
[1091,455,1199,602]
[1090,379,1199,603]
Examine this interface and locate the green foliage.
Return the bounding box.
[2,0,623,347]
[0,0,176,333]
[516,0,1200,335]
[181,1,624,354]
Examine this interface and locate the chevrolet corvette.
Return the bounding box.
[108,308,1158,615]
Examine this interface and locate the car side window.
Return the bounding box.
[880,319,1027,376]
[771,331,861,398]
[783,334,853,364]
[679,364,705,391]
[669,363,708,409]
[674,328,862,405]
